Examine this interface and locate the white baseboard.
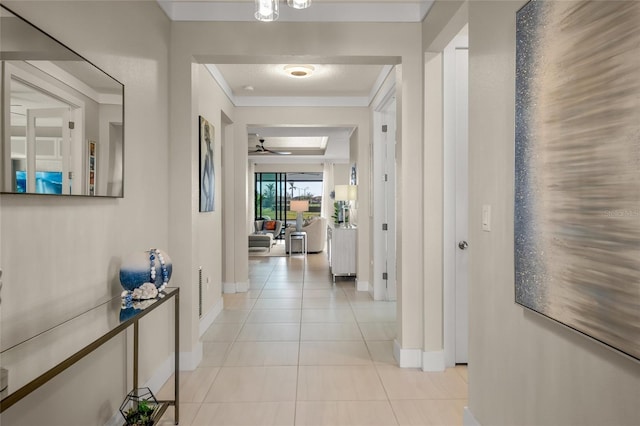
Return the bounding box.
[393,339,422,368]
[222,281,236,293]
[356,279,369,292]
[200,297,223,337]
[223,280,250,293]
[180,341,203,371]
[237,280,249,292]
[145,354,175,393]
[463,406,481,426]
[422,350,445,372]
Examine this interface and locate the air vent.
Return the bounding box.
[198,267,203,318]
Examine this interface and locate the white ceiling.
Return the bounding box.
[214,63,387,99]
[247,126,354,163]
[159,0,434,23]
[159,1,423,163]
[208,62,387,164]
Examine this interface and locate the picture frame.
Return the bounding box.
[350,163,357,185]
[514,0,640,362]
[87,140,96,196]
[199,116,215,212]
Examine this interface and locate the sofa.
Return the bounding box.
[285,217,327,254]
[248,233,273,251]
[254,219,283,238]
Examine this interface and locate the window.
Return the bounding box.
[254,172,323,228]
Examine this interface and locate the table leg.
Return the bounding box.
[133,321,139,390]
[175,292,180,425]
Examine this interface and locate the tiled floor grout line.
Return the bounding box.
[198,260,278,413]
[291,257,308,425]
[347,283,403,426]
[168,254,468,424]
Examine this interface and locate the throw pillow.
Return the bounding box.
[264,220,277,231]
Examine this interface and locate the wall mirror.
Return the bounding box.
[0,5,124,197]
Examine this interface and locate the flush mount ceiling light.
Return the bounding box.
[284,64,315,78]
[287,0,311,9]
[255,0,311,21]
[255,0,279,22]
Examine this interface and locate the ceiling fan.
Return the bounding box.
[249,138,291,155]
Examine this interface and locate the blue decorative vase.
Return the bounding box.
[119,249,173,291]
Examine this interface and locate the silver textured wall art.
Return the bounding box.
[515,0,640,361]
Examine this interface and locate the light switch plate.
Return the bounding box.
[482,205,491,232]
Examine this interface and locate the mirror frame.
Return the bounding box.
[0,4,125,198]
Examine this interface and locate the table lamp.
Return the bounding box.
[334,185,357,227]
[290,200,309,232]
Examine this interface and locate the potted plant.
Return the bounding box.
[119,387,159,426]
[332,201,343,224]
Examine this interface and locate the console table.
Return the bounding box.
[0,288,180,425]
[327,223,357,280]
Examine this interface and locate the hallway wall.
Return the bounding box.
[0,1,172,424]
[169,18,426,357]
[196,65,231,321]
[468,1,640,424]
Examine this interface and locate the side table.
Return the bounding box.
[288,231,307,257]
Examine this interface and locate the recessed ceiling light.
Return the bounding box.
[284,64,315,78]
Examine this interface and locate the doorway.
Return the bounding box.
[5,66,84,195]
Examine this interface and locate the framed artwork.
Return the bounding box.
[514,0,640,361]
[350,163,357,185]
[199,116,215,212]
[87,140,96,196]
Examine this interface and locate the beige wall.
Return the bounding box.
[468,1,640,424]
[0,1,171,424]
[196,65,231,318]
[418,0,468,367]
[334,163,351,186]
[169,18,425,352]
[423,51,444,355]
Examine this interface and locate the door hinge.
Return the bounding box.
[382,272,388,280]
[68,172,73,180]
[384,174,388,182]
[68,121,75,130]
[382,125,388,133]
[382,223,388,231]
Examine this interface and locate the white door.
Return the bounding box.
[443,32,469,367]
[382,100,397,301]
[26,108,72,194]
[373,85,397,301]
[454,47,469,364]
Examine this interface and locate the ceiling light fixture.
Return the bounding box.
[287,0,311,9]
[255,0,279,22]
[284,64,315,78]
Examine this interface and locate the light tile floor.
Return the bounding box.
[157,252,467,425]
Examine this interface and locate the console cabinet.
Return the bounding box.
[327,223,356,280]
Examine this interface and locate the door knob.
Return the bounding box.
[458,241,468,250]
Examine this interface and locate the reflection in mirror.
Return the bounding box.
[0,5,124,197]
